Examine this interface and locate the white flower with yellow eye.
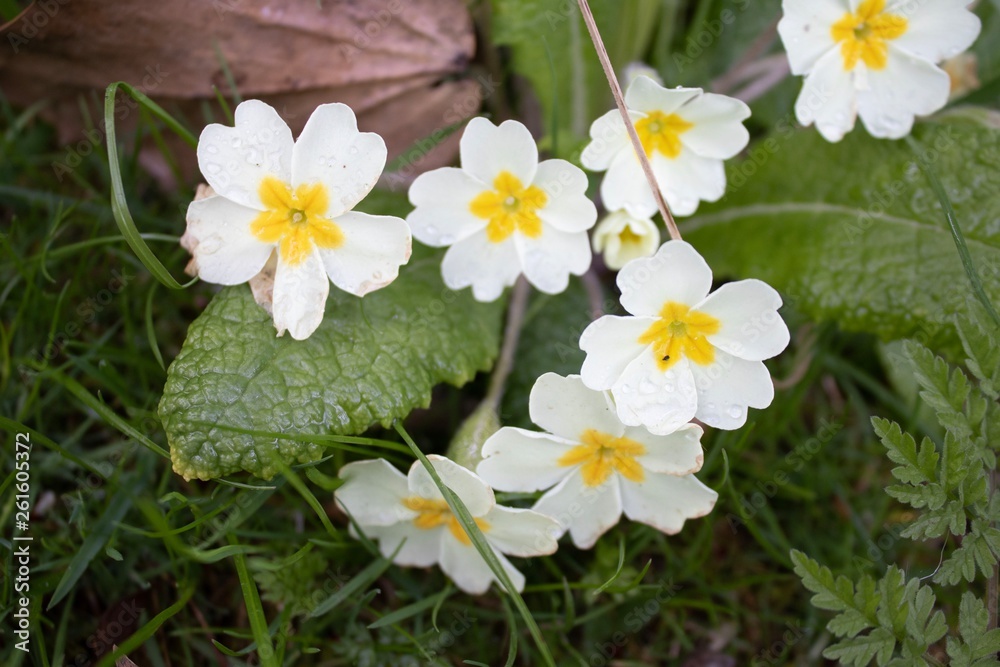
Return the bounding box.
[579,241,789,435]
[778,0,981,142]
[477,374,717,550]
[406,118,597,302]
[184,100,412,340]
[580,75,750,218]
[335,455,559,595]
[592,210,661,271]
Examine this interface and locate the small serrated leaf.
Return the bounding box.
[825,627,897,667]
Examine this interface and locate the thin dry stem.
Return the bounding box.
[484,277,531,409]
[575,0,682,242]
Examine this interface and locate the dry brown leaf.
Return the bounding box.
[0,0,481,184]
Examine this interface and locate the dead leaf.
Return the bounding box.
[0,0,481,185]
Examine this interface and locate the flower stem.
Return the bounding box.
[575,0,682,241]
[484,276,531,410]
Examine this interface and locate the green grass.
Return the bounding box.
[0,14,979,666]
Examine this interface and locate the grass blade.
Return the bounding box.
[104,81,197,290]
[95,585,194,667]
[48,480,137,609]
[394,421,556,667]
[230,538,278,667]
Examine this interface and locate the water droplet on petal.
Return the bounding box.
[728,406,743,419]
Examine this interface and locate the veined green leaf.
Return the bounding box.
[159,247,504,480]
[685,113,1000,356]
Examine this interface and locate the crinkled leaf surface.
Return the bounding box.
[685,111,1000,356]
[159,248,504,480]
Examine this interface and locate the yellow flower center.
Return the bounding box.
[469,171,548,243]
[635,111,694,159]
[557,429,647,487]
[638,301,721,371]
[831,0,908,71]
[250,176,344,266]
[402,497,489,546]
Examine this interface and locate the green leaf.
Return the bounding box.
[824,627,897,667]
[957,304,1000,397]
[872,418,939,487]
[875,567,908,638]
[159,247,504,480]
[947,592,1000,667]
[903,341,973,442]
[685,114,1000,355]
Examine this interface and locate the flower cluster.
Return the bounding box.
[180,0,983,593]
[778,0,982,141]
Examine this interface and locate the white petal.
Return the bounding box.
[599,148,659,219]
[291,103,387,217]
[197,100,293,210]
[478,428,576,492]
[697,279,790,361]
[857,49,950,139]
[624,76,701,115]
[184,195,272,285]
[460,117,538,187]
[651,150,727,217]
[516,227,591,295]
[620,473,718,535]
[592,211,661,271]
[795,49,859,143]
[888,0,981,64]
[777,0,849,75]
[534,159,598,234]
[441,233,522,302]
[407,455,495,518]
[690,352,775,430]
[581,110,631,172]
[272,249,329,340]
[533,473,623,550]
[628,423,705,476]
[579,316,653,390]
[439,536,524,595]
[676,93,751,160]
[529,373,624,440]
[336,459,413,526]
[407,167,487,246]
[318,211,411,297]
[365,523,442,567]
[616,240,713,316]
[484,505,561,557]
[611,353,699,435]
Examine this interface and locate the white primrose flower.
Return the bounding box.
[592,210,661,271]
[335,454,559,595]
[778,0,981,142]
[580,75,750,218]
[579,241,789,434]
[477,373,717,550]
[185,100,412,340]
[406,117,597,302]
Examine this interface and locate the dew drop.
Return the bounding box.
[727,406,743,419]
